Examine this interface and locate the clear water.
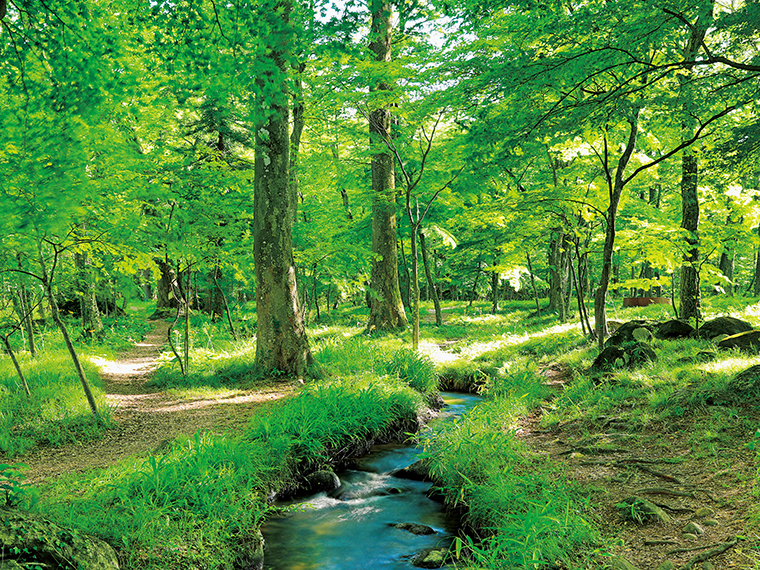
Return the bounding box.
[261,392,482,570]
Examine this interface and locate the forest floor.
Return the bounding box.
[20,321,760,569]
[517,364,760,570]
[23,319,296,485]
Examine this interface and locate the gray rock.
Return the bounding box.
[717,330,760,352]
[411,547,448,568]
[617,496,671,524]
[684,521,704,535]
[392,522,436,535]
[695,316,753,340]
[0,506,119,570]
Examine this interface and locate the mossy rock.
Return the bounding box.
[0,506,119,570]
[727,364,760,395]
[591,341,656,373]
[717,330,760,352]
[605,320,656,348]
[695,316,753,340]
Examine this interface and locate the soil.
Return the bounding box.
[10,324,760,569]
[516,364,760,570]
[19,320,295,486]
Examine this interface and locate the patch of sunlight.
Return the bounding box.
[743,302,760,318]
[700,354,760,374]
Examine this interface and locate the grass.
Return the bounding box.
[6,294,760,570]
[36,375,423,570]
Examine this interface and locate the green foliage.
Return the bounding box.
[421,389,598,568]
[246,377,422,469]
[0,463,35,507]
[380,348,438,395]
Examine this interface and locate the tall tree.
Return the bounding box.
[253,0,313,376]
[366,0,408,332]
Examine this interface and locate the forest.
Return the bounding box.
[1,0,760,569]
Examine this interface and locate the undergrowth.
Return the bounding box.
[37,376,423,570]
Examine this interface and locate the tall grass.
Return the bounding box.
[38,375,423,570]
[421,364,598,569]
[0,352,111,456]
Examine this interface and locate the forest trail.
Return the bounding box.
[23,320,294,485]
[516,365,757,570]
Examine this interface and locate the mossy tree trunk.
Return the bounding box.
[366,0,407,333]
[253,0,312,377]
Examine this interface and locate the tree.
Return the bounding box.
[365,0,408,332]
[252,0,312,376]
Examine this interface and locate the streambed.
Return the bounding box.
[261,392,482,570]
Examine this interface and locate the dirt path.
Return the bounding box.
[515,365,759,570]
[23,320,294,485]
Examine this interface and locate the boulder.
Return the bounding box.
[411,547,448,569]
[608,556,641,570]
[305,470,341,494]
[605,320,655,348]
[656,319,695,340]
[0,507,119,570]
[726,364,760,395]
[392,522,436,535]
[695,316,753,340]
[591,342,657,373]
[392,460,431,482]
[717,330,760,352]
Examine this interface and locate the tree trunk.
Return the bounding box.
[253,0,312,377]
[490,257,499,314]
[420,231,442,326]
[526,251,541,317]
[594,113,639,350]
[679,150,701,320]
[75,251,103,338]
[2,334,31,397]
[366,0,407,332]
[755,226,760,297]
[719,248,734,295]
[39,252,99,419]
[548,230,569,321]
[468,258,481,307]
[678,1,712,321]
[156,257,178,311]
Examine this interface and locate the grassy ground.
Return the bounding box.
[2,295,760,569]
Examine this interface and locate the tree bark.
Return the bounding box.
[548,230,569,321]
[156,257,178,311]
[678,1,713,321]
[39,252,100,418]
[755,226,760,297]
[420,231,442,326]
[253,0,312,376]
[366,0,407,332]
[594,113,639,349]
[74,251,103,338]
[490,256,499,314]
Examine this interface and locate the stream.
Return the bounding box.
[261,392,482,570]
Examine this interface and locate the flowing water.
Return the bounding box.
[261,392,482,570]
